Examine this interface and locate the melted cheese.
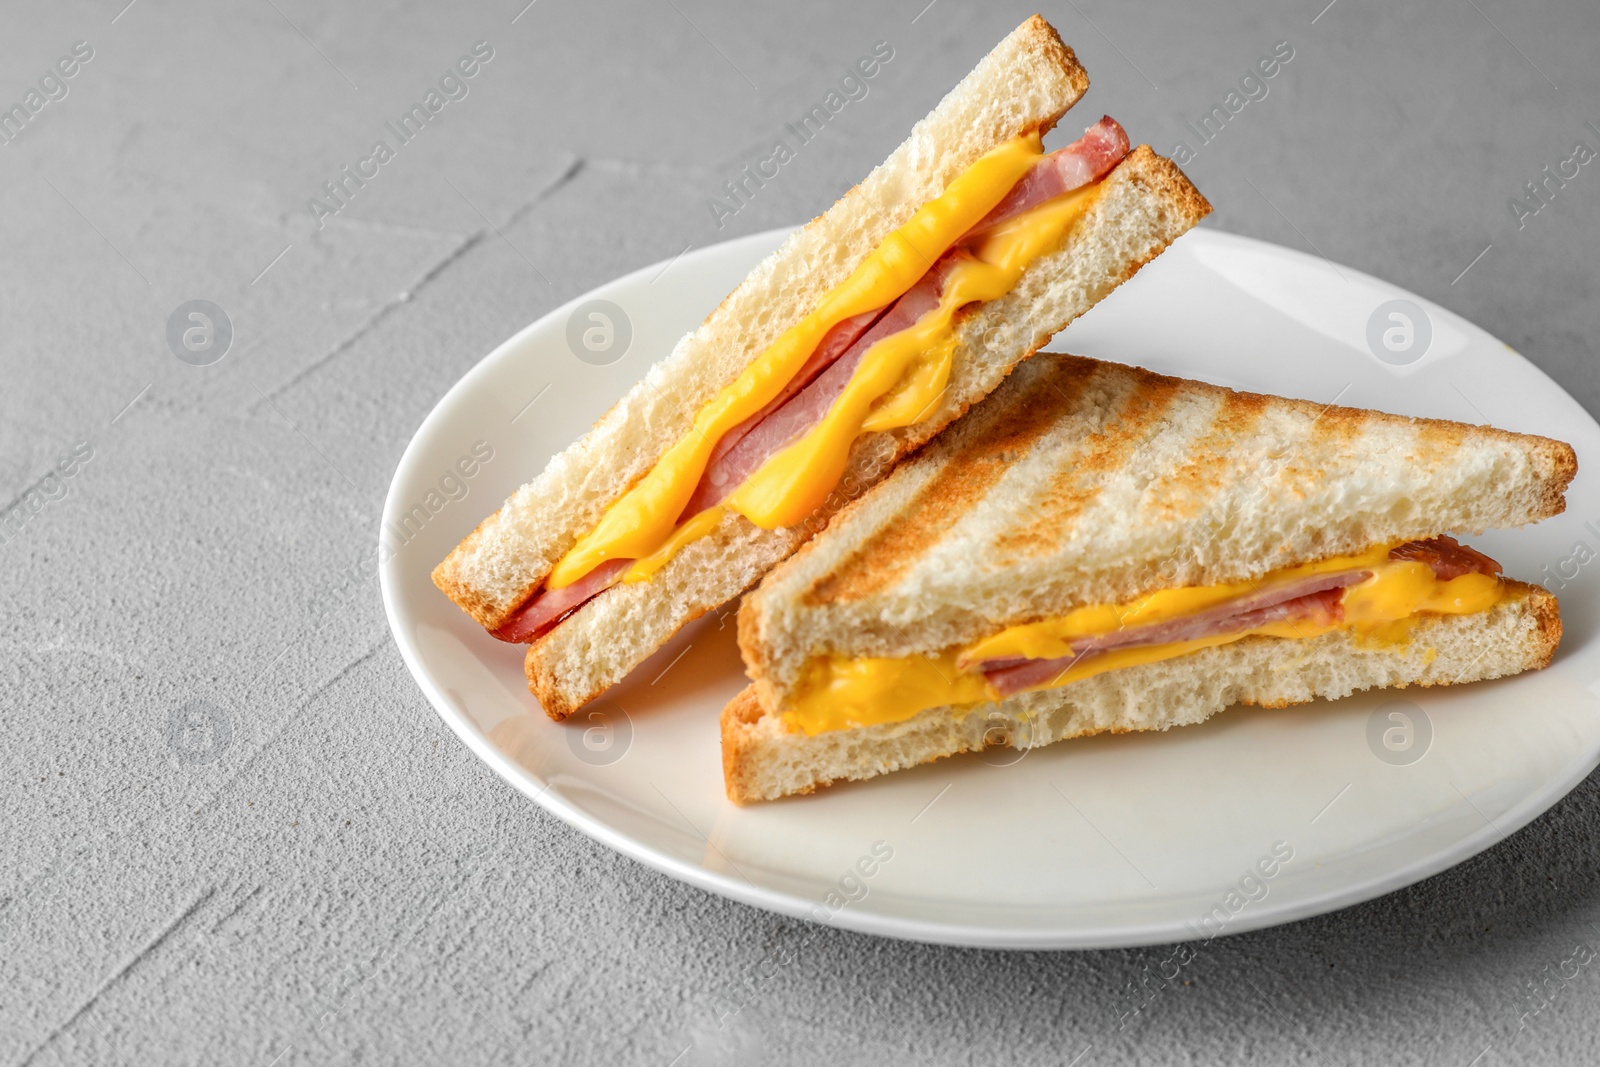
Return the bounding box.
[546,131,1098,590]
[959,545,1399,666]
[621,506,724,583]
[780,554,1508,735]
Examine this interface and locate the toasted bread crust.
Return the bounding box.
[526,595,731,721]
[721,686,769,803]
[1024,13,1092,113]
[1522,580,1564,670]
[526,644,572,721]
[431,536,502,631]
[1118,144,1213,238]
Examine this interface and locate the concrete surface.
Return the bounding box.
[3,0,1599,1063]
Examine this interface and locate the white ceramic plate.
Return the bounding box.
[381,227,1600,949]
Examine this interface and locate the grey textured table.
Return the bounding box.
[5,0,1599,1063]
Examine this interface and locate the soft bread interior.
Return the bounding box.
[722,582,1560,803]
[739,355,1577,708]
[526,149,1211,717]
[434,15,1090,631]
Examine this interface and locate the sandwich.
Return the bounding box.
[724,354,1577,803]
[432,15,1211,718]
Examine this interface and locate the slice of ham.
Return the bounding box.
[972,572,1370,675]
[1052,572,1366,656]
[681,259,956,517]
[1389,535,1501,580]
[701,308,888,478]
[979,536,1507,696]
[968,116,1130,236]
[492,120,1135,643]
[985,585,1350,698]
[491,558,633,643]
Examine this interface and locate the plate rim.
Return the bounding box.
[379,225,1600,950]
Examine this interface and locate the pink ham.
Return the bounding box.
[969,116,1130,235]
[978,572,1365,675]
[1389,535,1500,580]
[985,584,1352,698]
[681,259,956,517]
[1051,572,1364,657]
[972,572,1376,671]
[978,535,1507,696]
[491,558,633,643]
[702,308,888,477]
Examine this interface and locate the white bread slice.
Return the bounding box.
[434,15,1090,632]
[723,581,1561,803]
[738,355,1577,710]
[525,148,1211,717]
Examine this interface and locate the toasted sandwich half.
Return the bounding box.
[433,16,1211,718]
[725,354,1577,803]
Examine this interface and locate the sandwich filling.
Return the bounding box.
[780,536,1508,736]
[494,118,1133,642]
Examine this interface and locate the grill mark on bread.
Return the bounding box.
[1139,376,1427,532]
[804,360,1100,604]
[1144,389,1268,520]
[1257,404,1368,505]
[1407,416,1475,484]
[995,372,1183,557]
